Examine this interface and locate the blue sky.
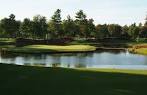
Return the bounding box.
[0,0,147,25]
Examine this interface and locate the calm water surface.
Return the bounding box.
[1,51,147,69]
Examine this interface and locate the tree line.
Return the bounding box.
[0,9,147,40]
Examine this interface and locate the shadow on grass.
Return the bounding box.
[0,63,147,95]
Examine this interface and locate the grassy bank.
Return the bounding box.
[129,44,147,55]
[5,45,96,53]
[132,48,147,55]
[1,38,147,54]
[0,63,147,95]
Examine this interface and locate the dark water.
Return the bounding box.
[1,51,147,69]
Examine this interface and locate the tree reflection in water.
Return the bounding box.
[74,63,87,68]
[24,63,46,67]
[51,63,60,67]
[1,51,147,69]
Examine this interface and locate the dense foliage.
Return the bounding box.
[0,9,147,40]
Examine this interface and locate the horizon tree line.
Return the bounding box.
[0,9,147,40]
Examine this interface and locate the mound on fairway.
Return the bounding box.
[6,45,96,53]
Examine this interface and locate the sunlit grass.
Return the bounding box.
[78,68,147,75]
[26,45,96,51]
[129,44,147,55]
[135,48,147,55]
[6,45,96,53]
[0,38,15,43]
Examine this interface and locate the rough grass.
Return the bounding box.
[6,45,96,53]
[134,48,147,55]
[0,63,147,95]
[129,44,147,55]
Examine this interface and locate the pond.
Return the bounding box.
[0,50,147,69]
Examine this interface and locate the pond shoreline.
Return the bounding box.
[1,49,147,69]
[96,47,126,51]
[0,42,146,55]
[1,63,147,73]
[128,44,147,55]
[1,47,127,54]
[0,44,128,54]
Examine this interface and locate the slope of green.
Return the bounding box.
[0,63,147,95]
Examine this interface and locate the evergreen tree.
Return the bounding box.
[0,14,20,38]
[75,10,88,38]
[62,15,78,37]
[32,15,48,39]
[49,9,62,38]
[19,18,33,38]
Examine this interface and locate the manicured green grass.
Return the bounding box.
[0,45,15,49]
[6,45,96,53]
[0,38,15,45]
[0,63,147,95]
[78,68,147,75]
[0,38,15,42]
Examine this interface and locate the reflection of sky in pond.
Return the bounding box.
[1,51,147,69]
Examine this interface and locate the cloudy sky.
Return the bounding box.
[0,0,147,25]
